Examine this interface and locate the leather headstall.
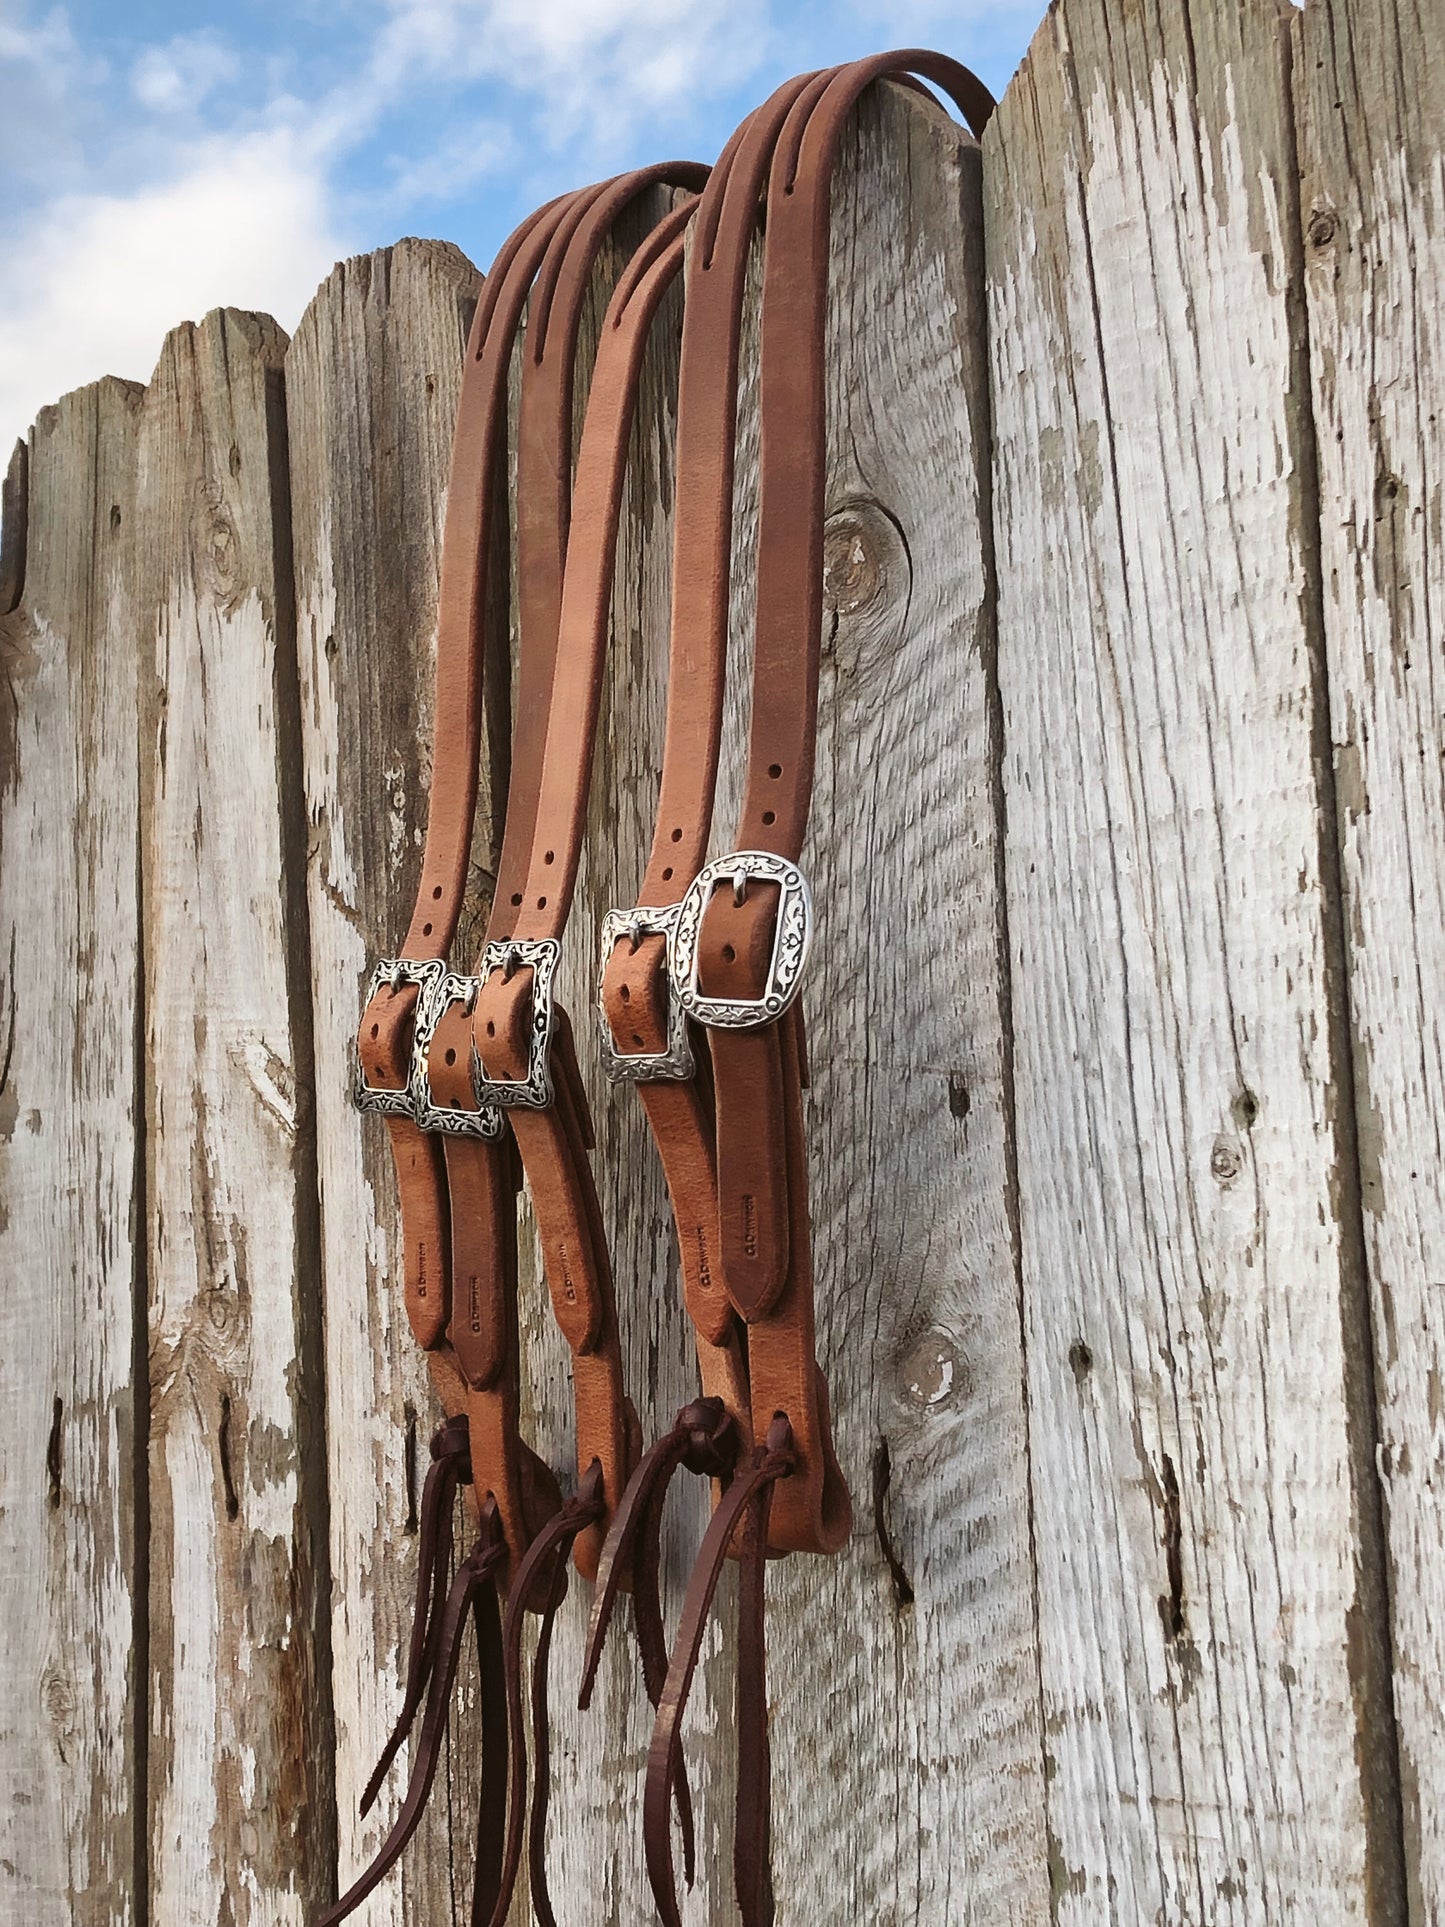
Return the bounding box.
[343,46,992,1927]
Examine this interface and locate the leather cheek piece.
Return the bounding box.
[745,1010,850,1555]
[442,1134,512,1389]
[426,1000,480,1111]
[358,981,420,1091]
[385,1115,451,1350]
[695,883,791,1320]
[600,932,670,1054]
[508,1105,607,1358]
[472,968,536,1083]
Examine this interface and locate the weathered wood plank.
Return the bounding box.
[1295,0,1445,1915]
[288,238,488,1923]
[0,378,143,1923]
[137,308,333,1922]
[523,83,1050,1924]
[985,0,1403,1918]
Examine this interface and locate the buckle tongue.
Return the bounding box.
[596,904,693,1083]
[671,851,812,1031]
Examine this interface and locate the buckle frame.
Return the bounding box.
[596,904,694,1083]
[671,852,813,1031]
[473,938,562,1109]
[410,972,505,1139]
[352,958,446,1117]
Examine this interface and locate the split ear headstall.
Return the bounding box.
[343,49,994,1927]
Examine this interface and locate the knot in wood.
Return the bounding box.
[898,1329,962,1409]
[824,514,885,617]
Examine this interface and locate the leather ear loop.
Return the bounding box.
[697,52,995,1558]
[319,1499,511,1927]
[590,75,826,1490]
[354,189,585,1561]
[472,192,715,1584]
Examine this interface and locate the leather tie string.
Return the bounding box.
[487,1461,608,1927]
[579,1397,741,1890]
[642,1415,795,1927]
[320,1500,511,1927]
[360,1414,473,1816]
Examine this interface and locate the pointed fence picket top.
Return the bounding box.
[1,4,1441,1920]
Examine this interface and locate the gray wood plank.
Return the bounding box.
[0,377,144,1924]
[288,237,490,1925]
[985,0,1402,1916]
[137,307,333,1923]
[1295,0,1445,1915]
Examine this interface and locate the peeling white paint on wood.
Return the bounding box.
[985,0,1400,1918]
[1296,0,1445,1916]
[138,309,331,1923]
[0,378,143,1924]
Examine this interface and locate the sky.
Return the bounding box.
[0,0,1044,452]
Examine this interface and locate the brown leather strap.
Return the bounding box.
[321,1505,510,1927]
[643,1417,795,1927]
[470,1568,510,1927]
[733,1475,776,1927]
[578,1398,740,1891]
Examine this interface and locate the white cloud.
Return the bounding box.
[0,128,343,447]
[367,0,773,152]
[131,32,241,116]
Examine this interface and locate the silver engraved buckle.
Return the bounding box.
[352,958,447,1116]
[472,938,562,1109]
[671,852,813,1031]
[410,972,505,1139]
[596,904,694,1083]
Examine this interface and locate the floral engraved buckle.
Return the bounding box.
[596,904,694,1082]
[352,958,446,1117]
[473,939,561,1109]
[670,853,812,1031]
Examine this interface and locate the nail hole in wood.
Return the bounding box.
[218,1394,240,1522]
[47,1396,63,1509]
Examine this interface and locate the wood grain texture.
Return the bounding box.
[0,378,144,1923]
[288,238,490,1925]
[1295,0,1445,1916]
[985,0,1403,1918]
[137,307,333,1922]
[512,84,1050,1925]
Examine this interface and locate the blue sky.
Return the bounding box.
[0,0,1044,450]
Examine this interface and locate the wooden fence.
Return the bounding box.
[0,0,1440,1917]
